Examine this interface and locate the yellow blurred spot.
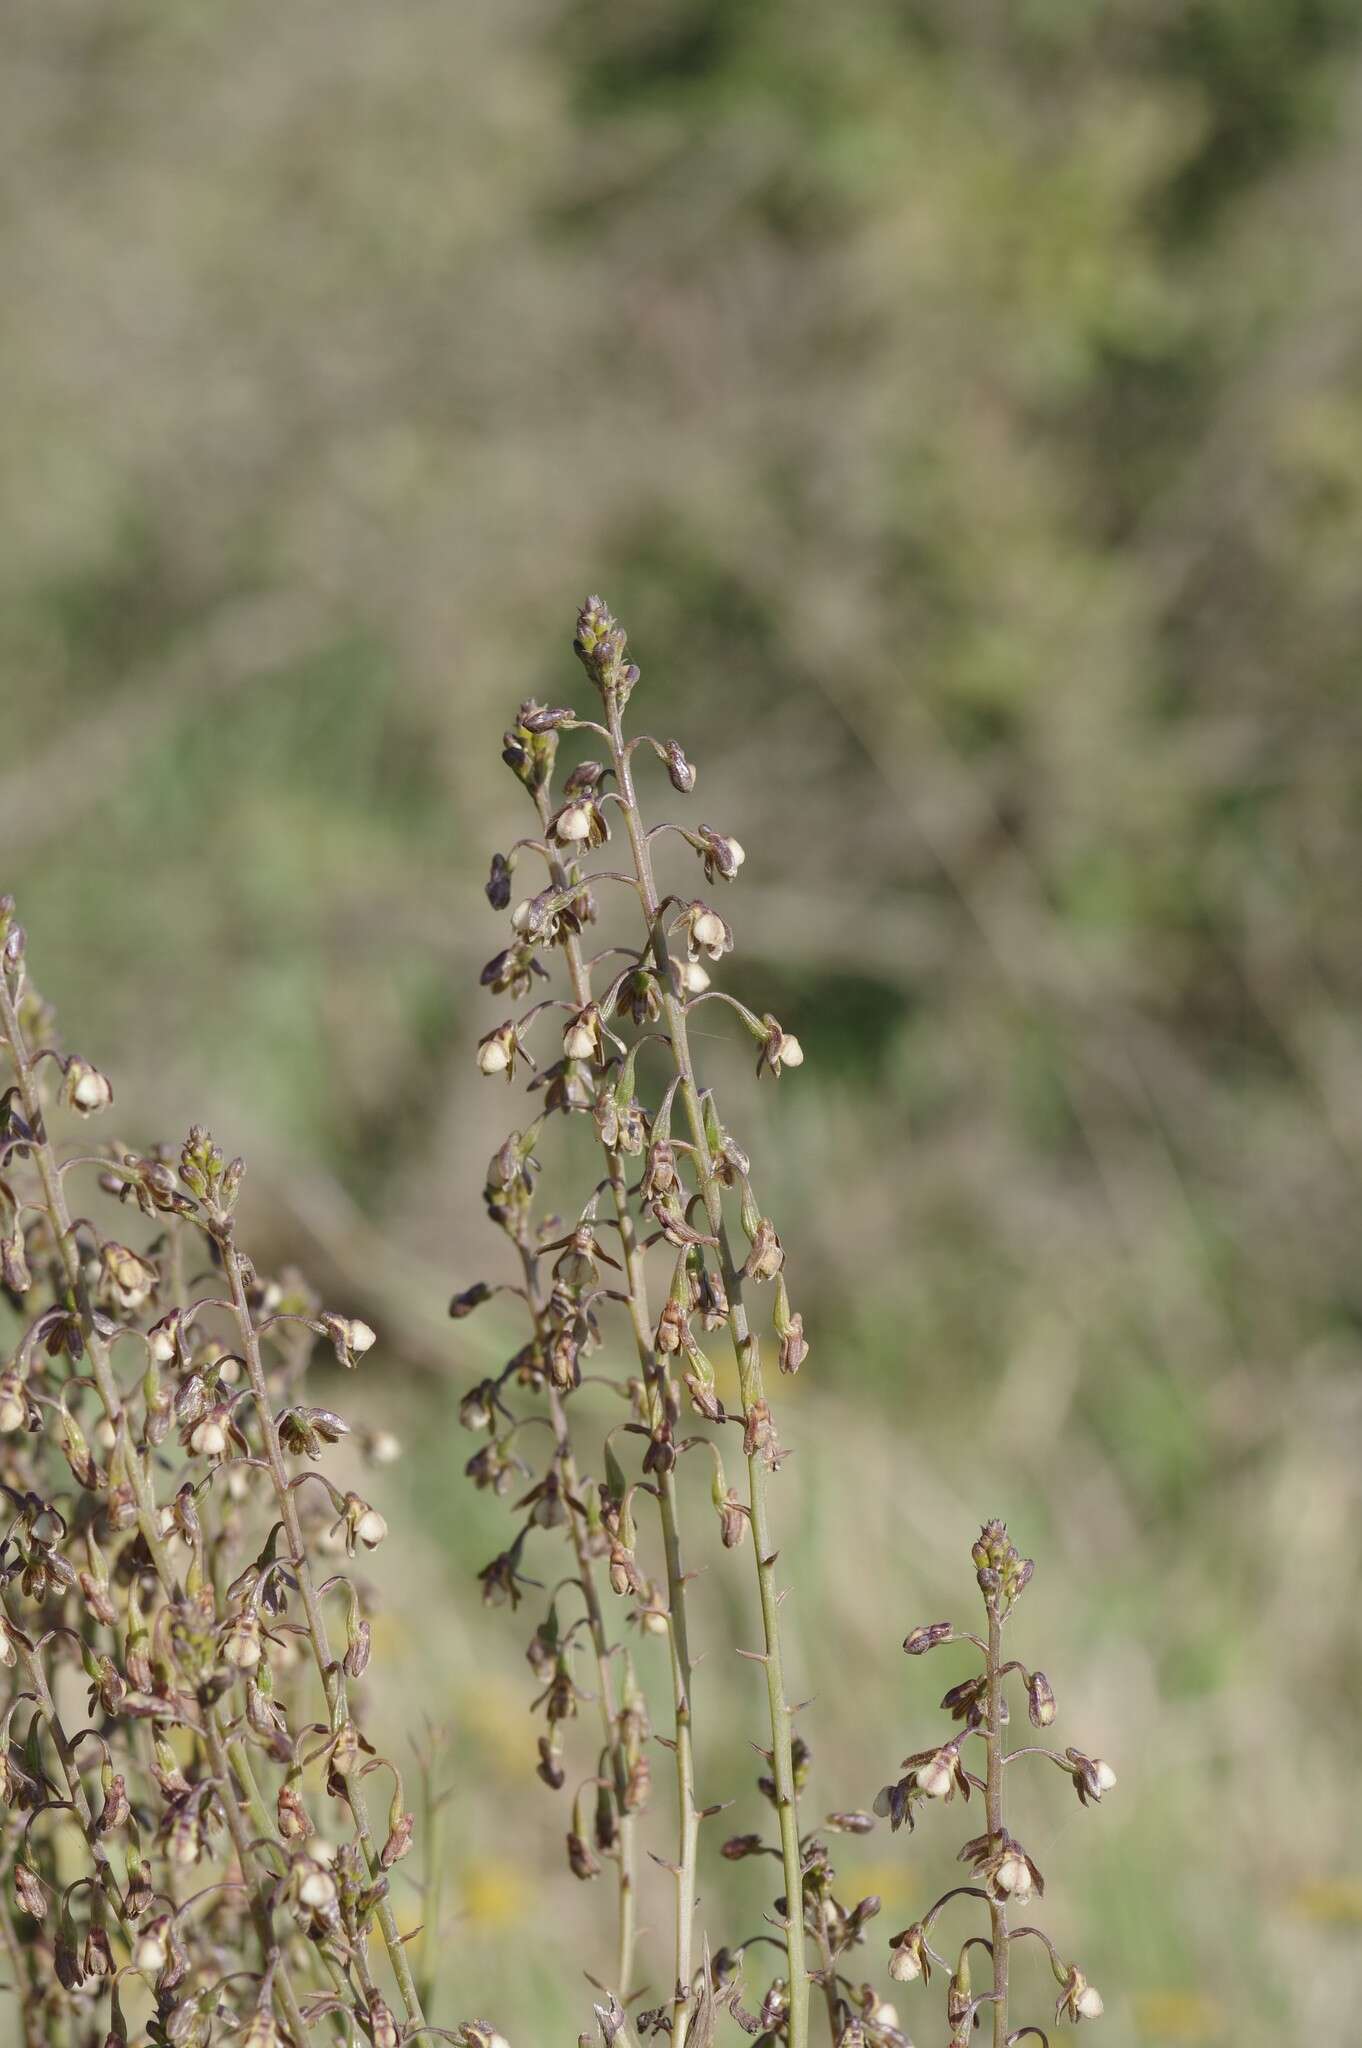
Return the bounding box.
[460,1677,529,1775]
[1290,1876,1362,1925]
[461,1859,531,1929]
[1133,1991,1224,2042]
[852,1859,915,1914]
[369,1610,406,1658]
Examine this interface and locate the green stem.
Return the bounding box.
[514,1228,638,2007]
[604,699,810,2048]
[0,1867,40,2048]
[985,1598,1008,2048]
[813,1894,842,2044]
[533,788,698,2034]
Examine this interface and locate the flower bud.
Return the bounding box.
[297,1861,338,1911]
[381,1808,415,1867]
[888,1925,928,1983]
[686,903,731,960]
[562,1005,602,1062]
[777,1310,808,1374]
[13,1862,45,1918]
[449,1281,494,1319]
[743,1217,784,1282]
[97,1771,131,1833]
[101,1244,157,1313]
[1057,1963,1105,2022]
[913,1748,957,1800]
[993,1848,1034,1900]
[903,1621,954,1655]
[0,1229,29,1295]
[319,1313,377,1368]
[696,824,745,881]
[486,852,514,910]
[277,1784,311,1841]
[222,1612,262,1670]
[664,740,696,793]
[64,1058,113,1115]
[552,800,595,844]
[189,1414,227,1458]
[368,1999,401,2048]
[1027,1669,1057,1726]
[339,1492,387,1552]
[133,1916,171,1976]
[1066,1747,1117,1803]
[147,1314,181,1366]
[83,1925,115,1979]
[477,1019,520,1081]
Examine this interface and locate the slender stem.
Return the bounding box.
[603,699,810,2048]
[812,1895,842,2044]
[0,1872,39,2048]
[0,972,312,2048]
[515,1230,638,2006]
[592,1155,696,2036]
[216,1223,426,2031]
[533,785,698,2037]
[985,1598,1008,2048]
[4,1600,129,1926]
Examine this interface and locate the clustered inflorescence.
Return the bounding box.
[456,599,912,2048]
[877,1524,1114,2048]
[0,599,1119,2048]
[0,898,505,2048]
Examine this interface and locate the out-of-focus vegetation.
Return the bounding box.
[4,2,1362,2041]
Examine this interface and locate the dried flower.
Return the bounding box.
[880,1525,1114,2046]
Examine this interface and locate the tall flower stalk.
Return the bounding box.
[879,1523,1114,2047]
[462,598,815,2043]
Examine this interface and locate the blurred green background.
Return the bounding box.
[4,1,1362,2041]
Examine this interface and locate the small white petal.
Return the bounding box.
[555,803,593,842]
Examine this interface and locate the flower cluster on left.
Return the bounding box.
[0,897,501,2048]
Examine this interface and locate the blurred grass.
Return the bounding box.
[5,0,1362,2040]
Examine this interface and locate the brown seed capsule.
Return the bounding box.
[777,1312,809,1373]
[83,1925,115,1979]
[381,1811,415,1868]
[903,1621,954,1655]
[722,1833,766,1860]
[566,1830,601,1881]
[14,1862,46,1919]
[97,1772,131,1834]
[664,740,696,793]
[368,1998,401,2048]
[277,1784,311,1841]
[1027,1669,1057,1726]
[743,1218,784,1282]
